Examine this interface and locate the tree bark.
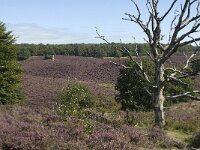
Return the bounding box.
[153,62,165,127]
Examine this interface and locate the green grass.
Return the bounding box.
[98,83,115,89]
[166,130,193,143]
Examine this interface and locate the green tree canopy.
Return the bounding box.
[0,22,23,104]
[116,59,195,111]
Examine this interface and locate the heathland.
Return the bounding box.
[0,55,200,149]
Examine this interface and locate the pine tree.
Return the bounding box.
[0,22,23,104]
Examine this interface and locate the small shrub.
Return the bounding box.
[17,49,31,61]
[44,54,53,60]
[43,49,55,59]
[56,83,95,133]
[56,83,95,117]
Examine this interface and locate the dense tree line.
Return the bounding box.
[16,43,196,60]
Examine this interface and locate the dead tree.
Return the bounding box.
[97,0,200,127]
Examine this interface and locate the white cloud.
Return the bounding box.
[6,23,94,44]
[5,23,141,44]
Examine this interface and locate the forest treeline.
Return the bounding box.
[16,43,196,60]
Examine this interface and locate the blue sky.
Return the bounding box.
[0,0,195,44]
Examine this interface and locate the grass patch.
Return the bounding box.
[166,130,193,143]
[94,96,121,113]
[98,83,115,89]
[165,102,200,134]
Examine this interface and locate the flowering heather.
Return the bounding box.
[86,123,149,150]
[165,102,200,133]
[0,56,198,149]
[0,112,48,149]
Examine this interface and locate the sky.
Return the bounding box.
[0,0,197,44]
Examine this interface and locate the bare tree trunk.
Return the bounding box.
[153,62,165,127]
[97,0,200,128]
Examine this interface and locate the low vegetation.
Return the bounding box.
[1,0,200,147]
[0,55,199,149]
[1,23,200,149]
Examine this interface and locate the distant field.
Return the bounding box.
[20,56,125,110]
[22,55,125,83]
[20,54,200,110]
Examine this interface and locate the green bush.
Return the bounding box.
[56,83,95,117]
[164,75,195,106]
[116,59,196,111]
[116,59,154,111]
[44,54,54,60]
[0,22,23,104]
[17,49,31,60]
[191,59,200,73]
[44,49,55,60]
[56,83,95,133]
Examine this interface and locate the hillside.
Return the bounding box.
[0,55,199,149]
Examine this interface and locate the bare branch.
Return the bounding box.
[146,2,153,28]
[145,49,154,61]
[134,45,143,67]
[177,72,200,79]
[164,66,188,86]
[179,37,200,47]
[182,36,200,70]
[109,61,130,69]
[183,53,197,70]
[166,75,187,86]
[168,12,179,43]
[123,1,153,45]
[169,0,189,42]
[123,13,153,44]
[167,58,177,70]
[163,35,200,63]
[95,29,152,84]
[131,0,141,20]
[166,91,200,101]
[165,68,183,74]
[144,87,152,96]
[160,0,178,21]
[162,1,200,61]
